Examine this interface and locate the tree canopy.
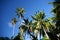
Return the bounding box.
[10,0,60,40]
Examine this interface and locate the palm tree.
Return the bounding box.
[23,19,37,40]
[11,17,17,40]
[19,18,38,40]
[49,0,60,40]
[31,11,49,40]
[16,8,25,40]
[16,8,25,18]
[19,25,27,40]
[43,18,55,40]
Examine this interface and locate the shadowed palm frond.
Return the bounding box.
[19,25,27,32]
[23,18,29,25]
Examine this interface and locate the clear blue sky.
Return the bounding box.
[0,0,54,39]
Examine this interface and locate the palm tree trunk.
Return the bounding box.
[29,33,38,40]
[40,29,42,40]
[43,27,49,39]
[27,29,38,40]
[12,25,15,39]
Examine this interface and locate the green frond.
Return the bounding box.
[23,19,29,25]
[31,16,38,21]
[19,25,27,32]
[51,6,57,13]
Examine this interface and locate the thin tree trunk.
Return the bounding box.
[12,25,15,40]
[27,29,38,40]
[29,33,38,40]
[43,27,49,38]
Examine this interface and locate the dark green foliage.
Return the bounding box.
[19,25,28,32]
[23,19,29,25]
[47,32,58,40]
[0,37,10,40]
[47,0,60,40]
[13,33,22,40]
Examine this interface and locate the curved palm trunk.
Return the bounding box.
[19,28,24,40]
[19,25,24,40]
[12,25,15,40]
[40,28,42,40]
[38,22,43,40]
[28,31,38,40]
[13,26,14,39]
[40,26,45,40]
[43,27,49,39]
[39,25,49,40]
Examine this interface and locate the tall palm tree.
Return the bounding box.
[19,18,38,40]
[16,8,25,40]
[19,25,27,40]
[31,11,49,40]
[23,19,36,40]
[49,0,60,40]
[43,18,55,40]
[11,17,17,40]
[18,18,33,40]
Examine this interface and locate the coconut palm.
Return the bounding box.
[31,11,49,40]
[49,0,60,40]
[16,8,25,18]
[16,8,26,40]
[23,18,38,40]
[11,17,17,40]
[19,25,28,40]
[11,1,60,40]
[18,18,32,40]
[44,16,60,40]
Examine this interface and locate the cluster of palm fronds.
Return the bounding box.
[10,0,60,40]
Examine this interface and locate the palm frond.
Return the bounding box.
[19,25,27,32]
[31,16,38,21]
[23,19,29,25]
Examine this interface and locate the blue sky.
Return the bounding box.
[0,0,54,39]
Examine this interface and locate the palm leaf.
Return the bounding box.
[23,19,29,25]
[31,16,38,21]
[19,25,27,33]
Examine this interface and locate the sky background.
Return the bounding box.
[0,0,54,39]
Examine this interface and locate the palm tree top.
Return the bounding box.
[16,8,25,18]
[31,11,45,21]
[11,17,17,25]
[17,8,24,13]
